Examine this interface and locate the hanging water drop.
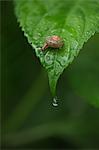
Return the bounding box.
[52,96,58,107]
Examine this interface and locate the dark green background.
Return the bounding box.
[1,1,99,149]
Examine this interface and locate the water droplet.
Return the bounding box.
[38,33,41,36]
[33,33,42,40]
[62,29,65,32]
[54,61,63,75]
[59,56,68,66]
[71,40,78,50]
[33,36,38,40]
[52,96,58,107]
[44,52,54,65]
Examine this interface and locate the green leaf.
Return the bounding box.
[14,0,99,96]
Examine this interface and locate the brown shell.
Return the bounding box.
[42,35,64,50]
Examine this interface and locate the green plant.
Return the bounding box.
[1,1,99,149]
[14,0,99,98]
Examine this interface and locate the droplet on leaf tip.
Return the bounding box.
[52,96,58,107]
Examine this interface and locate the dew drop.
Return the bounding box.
[71,40,78,50]
[38,33,41,36]
[52,96,58,107]
[62,29,65,32]
[44,52,54,65]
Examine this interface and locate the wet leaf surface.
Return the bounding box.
[14,0,99,95]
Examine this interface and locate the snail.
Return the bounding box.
[41,35,64,50]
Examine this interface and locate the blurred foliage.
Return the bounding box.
[67,33,99,107]
[1,1,99,149]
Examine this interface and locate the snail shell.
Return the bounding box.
[42,35,64,50]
